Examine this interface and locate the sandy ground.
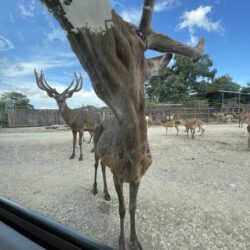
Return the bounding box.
[0,124,249,250]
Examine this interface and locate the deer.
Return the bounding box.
[40,0,204,249]
[181,119,197,139]
[186,118,205,136]
[213,112,224,122]
[34,69,101,161]
[160,119,181,135]
[145,114,153,127]
[236,112,250,127]
[247,124,250,150]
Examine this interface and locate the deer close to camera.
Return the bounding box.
[40,0,204,249]
[34,69,100,161]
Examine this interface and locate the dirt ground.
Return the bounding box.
[0,124,249,250]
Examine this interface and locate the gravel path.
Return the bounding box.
[0,124,249,249]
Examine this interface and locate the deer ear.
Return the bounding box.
[146,53,172,78]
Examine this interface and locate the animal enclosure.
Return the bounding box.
[1,106,249,128]
[0,125,249,249]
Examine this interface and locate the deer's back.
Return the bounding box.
[160,119,179,127]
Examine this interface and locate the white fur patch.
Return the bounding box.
[59,0,113,32]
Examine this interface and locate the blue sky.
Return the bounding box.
[0,0,250,109]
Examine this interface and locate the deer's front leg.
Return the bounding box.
[113,176,126,250]
[129,181,142,250]
[78,131,83,161]
[70,131,77,159]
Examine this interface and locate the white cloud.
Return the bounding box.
[154,0,180,12]
[178,6,223,33]
[47,28,67,43]
[0,78,105,109]
[18,32,25,43]
[0,36,14,51]
[9,13,15,24]
[120,8,142,24]
[120,0,179,24]
[19,0,35,18]
[0,54,79,80]
[67,90,106,108]
[0,55,105,109]
[177,5,224,45]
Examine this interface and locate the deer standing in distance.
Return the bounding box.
[233,111,250,127]
[247,123,250,150]
[160,119,181,135]
[34,69,101,161]
[40,0,205,248]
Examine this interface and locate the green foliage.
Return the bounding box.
[146,54,217,103]
[0,92,34,109]
[209,74,240,92]
[145,54,245,106]
[241,82,250,93]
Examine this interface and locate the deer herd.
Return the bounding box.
[33,1,250,249]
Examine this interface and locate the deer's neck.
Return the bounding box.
[57,102,72,124]
[116,105,148,164]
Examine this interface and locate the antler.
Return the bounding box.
[139,0,204,59]
[34,69,58,97]
[64,73,83,97]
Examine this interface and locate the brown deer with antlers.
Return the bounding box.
[34,69,100,161]
[40,0,204,249]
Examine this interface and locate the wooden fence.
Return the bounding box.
[1,109,65,128]
[0,106,249,128]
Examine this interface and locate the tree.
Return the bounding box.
[0,92,34,109]
[240,82,250,104]
[145,54,216,102]
[241,82,250,93]
[210,74,240,92]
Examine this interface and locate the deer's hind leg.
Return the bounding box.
[101,161,110,201]
[70,131,77,159]
[93,155,99,195]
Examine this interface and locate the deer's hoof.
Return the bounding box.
[104,193,111,201]
[130,239,143,250]
[69,155,75,159]
[79,156,83,161]
[118,237,126,250]
[93,187,98,195]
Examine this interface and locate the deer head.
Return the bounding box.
[34,69,83,106]
[39,0,204,120]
